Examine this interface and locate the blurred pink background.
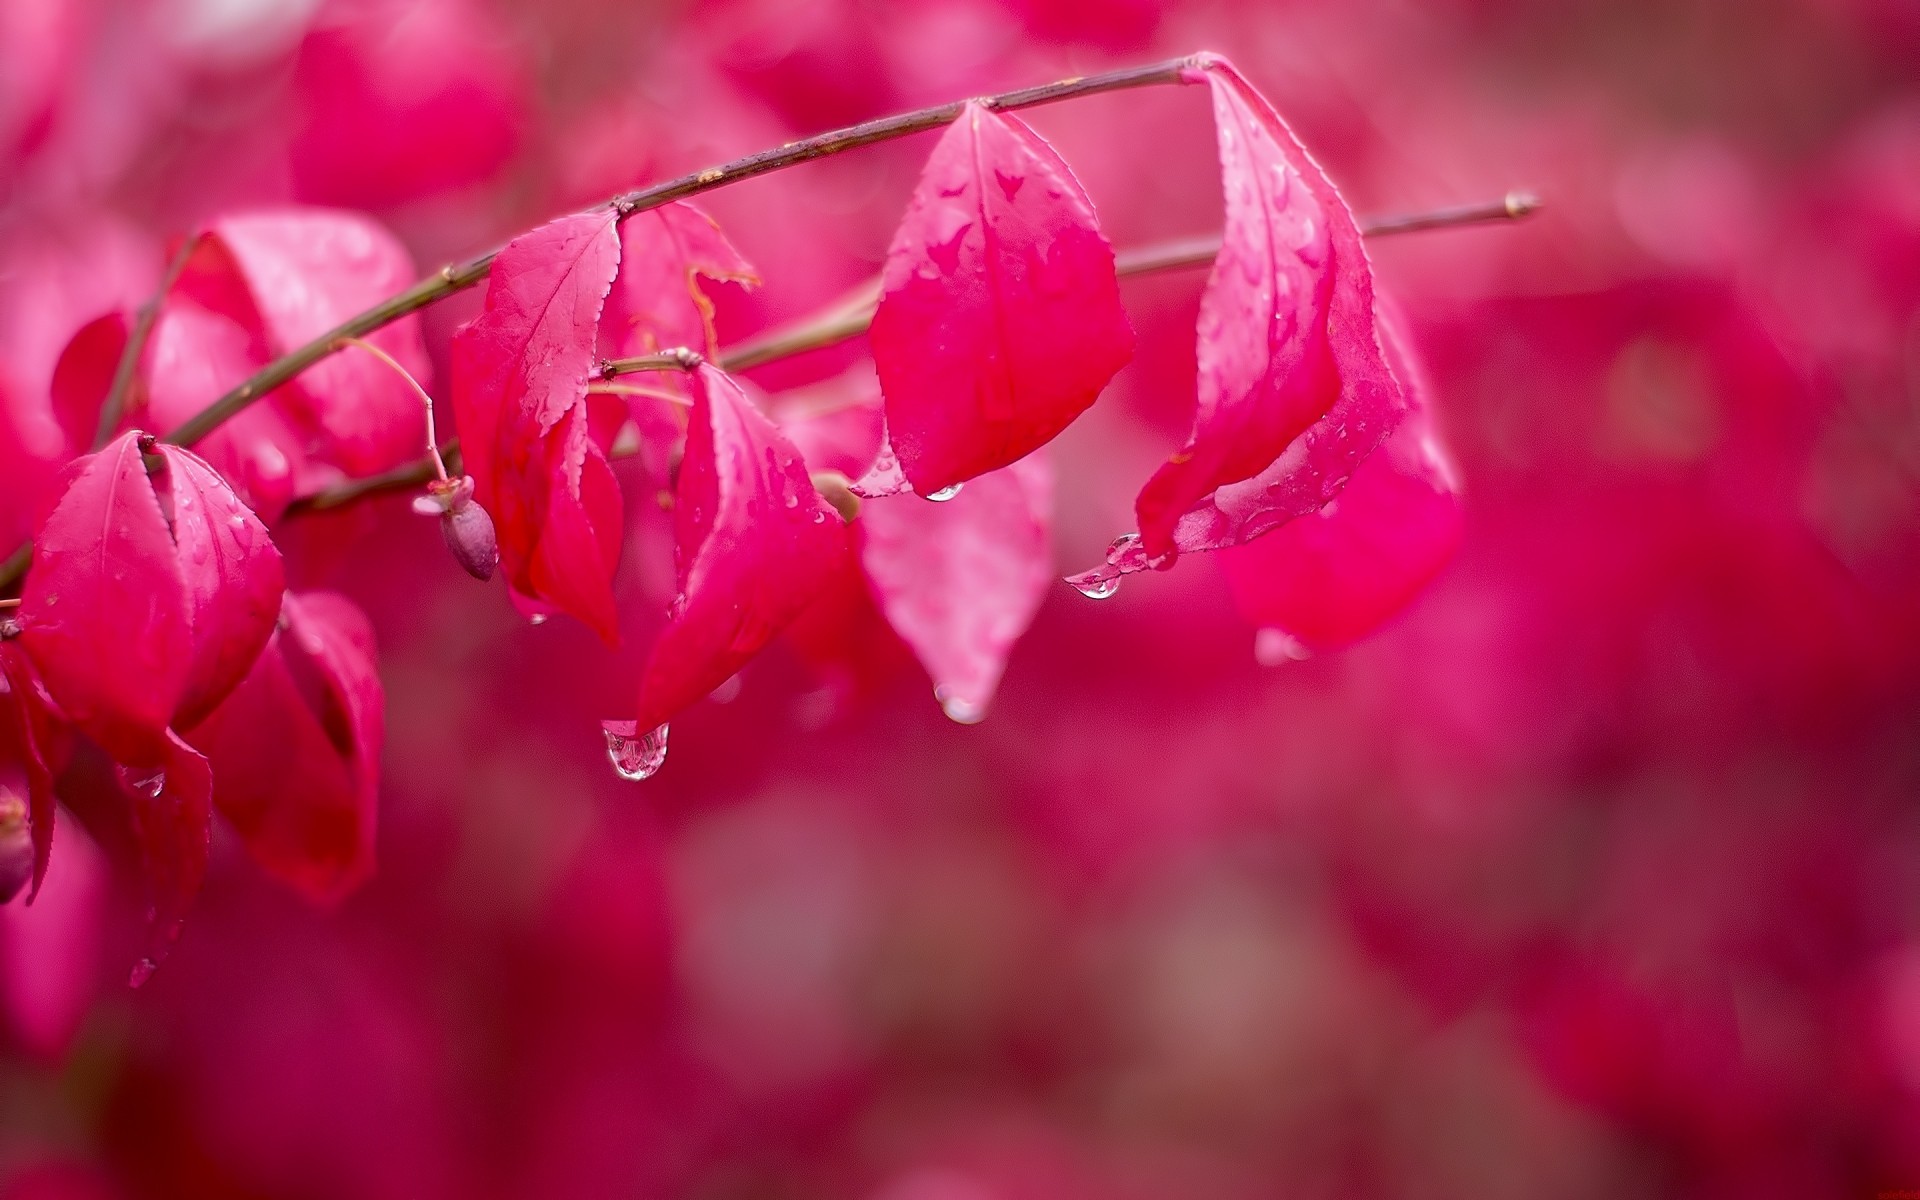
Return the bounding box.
[4,0,1920,1195]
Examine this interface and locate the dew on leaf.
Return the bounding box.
[1071,574,1121,600]
[1253,627,1313,666]
[935,686,985,724]
[604,722,669,781]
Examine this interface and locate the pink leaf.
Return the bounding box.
[860,451,1053,722]
[178,209,434,478]
[152,444,287,731]
[0,817,108,1061]
[118,731,212,985]
[17,433,195,764]
[869,101,1133,495]
[600,201,757,361]
[1215,314,1463,650]
[620,363,852,735]
[0,645,58,902]
[142,302,306,520]
[1129,54,1404,562]
[16,432,283,764]
[187,592,382,905]
[450,210,624,641]
[50,304,306,521]
[773,362,888,480]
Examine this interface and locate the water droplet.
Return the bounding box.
[926,483,963,503]
[709,674,743,705]
[604,723,669,781]
[124,769,165,798]
[1107,532,1141,557]
[528,614,547,626]
[128,958,159,988]
[1253,628,1312,666]
[1072,575,1121,600]
[936,686,985,724]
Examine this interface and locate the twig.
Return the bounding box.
[94,234,200,448]
[289,196,1541,519]
[158,58,1196,452]
[600,192,1544,377]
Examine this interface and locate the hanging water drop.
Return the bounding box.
[1253,628,1312,666]
[1072,575,1121,600]
[528,613,547,627]
[604,723,669,781]
[935,686,985,725]
[926,483,964,502]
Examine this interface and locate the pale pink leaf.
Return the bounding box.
[0,817,108,1061]
[860,451,1053,721]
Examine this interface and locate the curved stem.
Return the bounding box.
[334,337,449,481]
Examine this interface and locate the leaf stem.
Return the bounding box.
[333,337,449,481]
[94,233,200,449]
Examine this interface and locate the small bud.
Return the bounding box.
[0,792,31,905]
[416,475,499,581]
[810,471,861,523]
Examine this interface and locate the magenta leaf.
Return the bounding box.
[179,210,435,478]
[16,432,283,765]
[0,645,59,902]
[620,362,852,735]
[600,201,756,361]
[119,730,212,985]
[142,301,308,520]
[860,451,1053,722]
[450,210,625,640]
[1127,54,1404,563]
[153,444,288,731]
[868,101,1133,495]
[1215,314,1463,650]
[50,304,309,521]
[17,433,196,763]
[187,592,383,905]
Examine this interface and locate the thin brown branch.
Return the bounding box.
[290,194,1540,521]
[159,58,1195,452]
[602,191,1543,377]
